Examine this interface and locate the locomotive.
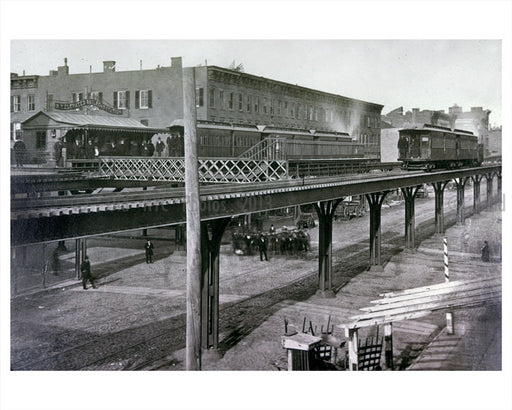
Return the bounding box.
[398,124,483,171]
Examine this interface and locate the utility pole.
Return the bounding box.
[183,67,202,370]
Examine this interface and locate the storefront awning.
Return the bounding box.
[22,111,167,133]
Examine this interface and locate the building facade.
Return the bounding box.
[11,57,383,159]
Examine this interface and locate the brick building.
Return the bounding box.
[11,57,383,160]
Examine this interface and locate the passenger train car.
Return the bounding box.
[398,124,483,171]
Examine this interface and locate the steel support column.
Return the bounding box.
[81,238,87,261]
[365,192,389,271]
[497,172,502,204]
[432,181,448,235]
[200,217,231,352]
[454,177,468,226]
[313,199,342,298]
[472,175,483,214]
[401,186,420,251]
[486,174,494,208]
[75,238,82,280]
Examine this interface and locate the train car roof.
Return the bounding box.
[399,124,475,136]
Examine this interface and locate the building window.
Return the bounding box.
[114,90,130,109]
[246,95,251,112]
[290,103,295,119]
[229,92,234,110]
[11,95,21,112]
[91,91,103,103]
[11,122,21,140]
[254,96,259,113]
[277,100,282,116]
[72,92,84,102]
[28,95,35,111]
[136,90,152,109]
[197,88,204,107]
[46,94,54,111]
[209,88,215,108]
[263,98,267,114]
[238,93,243,111]
[270,99,274,115]
[219,90,224,109]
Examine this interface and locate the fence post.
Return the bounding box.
[345,327,359,371]
[384,323,394,369]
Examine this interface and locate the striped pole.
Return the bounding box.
[443,237,454,334]
[443,237,449,282]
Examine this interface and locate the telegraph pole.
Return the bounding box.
[183,67,202,370]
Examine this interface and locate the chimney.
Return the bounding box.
[171,57,182,69]
[412,108,420,124]
[103,60,116,73]
[57,58,69,76]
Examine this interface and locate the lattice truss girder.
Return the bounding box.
[99,157,288,183]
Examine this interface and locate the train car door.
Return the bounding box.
[420,135,431,159]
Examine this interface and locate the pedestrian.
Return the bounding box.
[146,139,155,157]
[269,224,275,234]
[481,240,490,262]
[54,137,63,167]
[155,137,165,157]
[81,256,97,289]
[69,138,82,159]
[84,139,95,159]
[145,239,154,263]
[258,234,268,261]
[13,138,26,167]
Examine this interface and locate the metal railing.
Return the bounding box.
[95,156,289,184]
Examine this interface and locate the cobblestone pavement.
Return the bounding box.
[9,185,502,372]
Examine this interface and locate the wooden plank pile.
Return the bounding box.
[338,275,501,370]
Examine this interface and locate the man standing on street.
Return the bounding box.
[258,234,268,261]
[145,239,154,263]
[81,256,97,290]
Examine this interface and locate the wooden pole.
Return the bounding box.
[184,67,202,370]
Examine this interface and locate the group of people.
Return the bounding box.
[66,137,161,159]
[232,225,311,261]
[63,134,184,160]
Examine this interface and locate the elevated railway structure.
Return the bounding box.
[11,164,501,354]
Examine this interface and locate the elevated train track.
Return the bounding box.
[11,165,501,246]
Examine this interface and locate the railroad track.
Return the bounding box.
[11,169,431,212]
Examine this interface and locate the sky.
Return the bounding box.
[11,39,503,126]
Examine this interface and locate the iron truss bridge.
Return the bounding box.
[11,165,500,246]
[71,157,288,183]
